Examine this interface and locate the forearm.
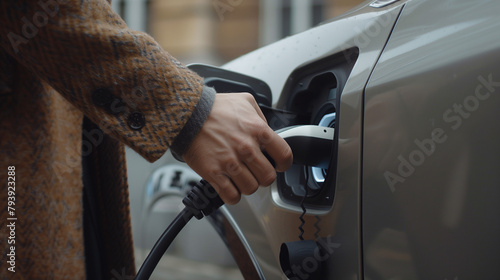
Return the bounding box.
[0,0,210,162]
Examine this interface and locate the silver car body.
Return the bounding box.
[190,0,500,279]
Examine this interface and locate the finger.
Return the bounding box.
[243,151,276,186]
[258,127,293,172]
[207,173,241,205]
[235,139,276,186]
[224,159,260,196]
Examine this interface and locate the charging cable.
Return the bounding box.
[135,125,335,279]
[135,179,224,280]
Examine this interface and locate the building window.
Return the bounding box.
[111,0,150,32]
[281,0,292,38]
[280,0,325,38]
[261,0,325,46]
[312,0,325,26]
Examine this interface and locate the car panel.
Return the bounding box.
[363,0,500,279]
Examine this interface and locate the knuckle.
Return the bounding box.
[219,152,235,164]
[214,177,241,205]
[224,160,242,176]
[240,181,259,195]
[205,168,223,181]
[237,142,257,162]
[260,171,276,187]
[220,152,235,163]
[253,120,268,132]
[255,125,273,145]
[223,189,241,205]
[224,158,238,168]
[237,141,254,155]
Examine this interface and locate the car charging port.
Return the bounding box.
[276,71,339,209]
[273,49,358,211]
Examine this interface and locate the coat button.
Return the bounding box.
[128,112,145,130]
[92,88,114,106]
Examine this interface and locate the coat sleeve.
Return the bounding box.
[0,0,215,162]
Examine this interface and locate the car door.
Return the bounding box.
[362,0,500,279]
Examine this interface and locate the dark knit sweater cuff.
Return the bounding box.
[170,86,216,160]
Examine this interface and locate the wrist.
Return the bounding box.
[171,86,216,160]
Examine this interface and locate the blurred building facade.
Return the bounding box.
[112,0,366,65]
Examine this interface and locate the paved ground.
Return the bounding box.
[135,249,244,280]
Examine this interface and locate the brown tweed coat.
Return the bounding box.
[0,0,215,279]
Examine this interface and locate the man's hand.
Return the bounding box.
[183,93,293,204]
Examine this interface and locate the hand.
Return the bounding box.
[183,93,293,204]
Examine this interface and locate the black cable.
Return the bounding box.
[135,208,193,280]
[298,187,308,241]
[298,167,310,241]
[314,215,321,240]
[135,179,224,280]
